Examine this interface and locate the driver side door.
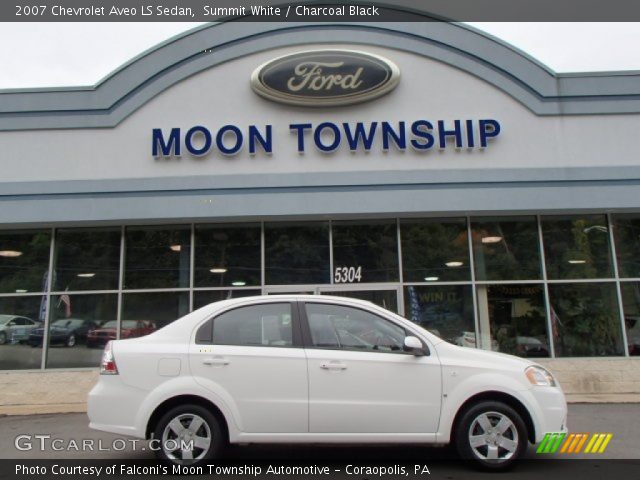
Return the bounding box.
[301,301,442,434]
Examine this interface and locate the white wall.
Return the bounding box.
[2,44,639,183]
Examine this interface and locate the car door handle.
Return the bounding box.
[202,357,229,366]
[320,361,347,370]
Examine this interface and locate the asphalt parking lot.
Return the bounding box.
[0,404,639,479]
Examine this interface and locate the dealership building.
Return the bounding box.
[1,20,640,411]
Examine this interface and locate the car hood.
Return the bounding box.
[434,340,535,371]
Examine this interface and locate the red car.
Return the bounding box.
[86,320,155,348]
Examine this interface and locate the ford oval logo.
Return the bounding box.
[251,49,400,107]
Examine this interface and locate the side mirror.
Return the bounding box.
[404,336,425,356]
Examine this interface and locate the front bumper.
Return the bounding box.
[527,385,568,442]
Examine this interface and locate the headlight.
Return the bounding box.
[525,365,556,387]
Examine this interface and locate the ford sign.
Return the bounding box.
[251,49,400,107]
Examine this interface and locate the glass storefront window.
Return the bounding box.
[45,293,117,368]
[472,216,541,280]
[0,296,45,369]
[0,230,51,294]
[476,284,549,358]
[54,228,120,291]
[404,285,475,346]
[265,222,330,285]
[321,289,398,313]
[332,220,399,283]
[193,289,262,310]
[620,282,640,356]
[542,215,613,279]
[612,214,640,278]
[401,218,470,282]
[122,291,189,332]
[124,226,190,289]
[548,283,624,357]
[194,224,261,288]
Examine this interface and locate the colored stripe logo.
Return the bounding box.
[537,433,613,454]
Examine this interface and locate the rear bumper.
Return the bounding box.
[87,376,147,439]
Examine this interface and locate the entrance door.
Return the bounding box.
[264,286,319,296]
[318,285,400,313]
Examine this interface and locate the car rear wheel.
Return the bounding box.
[153,405,224,465]
[455,401,527,470]
[66,334,76,347]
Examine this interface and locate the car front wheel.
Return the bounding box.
[455,400,528,470]
[153,405,224,465]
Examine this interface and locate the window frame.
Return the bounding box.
[298,301,428,355]
[195,301,303,348]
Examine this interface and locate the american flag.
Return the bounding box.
[58,289,71,318]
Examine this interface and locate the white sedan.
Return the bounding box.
[88,295,567,469]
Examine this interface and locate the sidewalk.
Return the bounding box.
[1,394,639,416]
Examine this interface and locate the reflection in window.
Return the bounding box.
[620,282,640,356]
[305,303,405,352]
[265,222,329,285]
[124,226,190,289]
[193,289,262,310]
[0,296,44,369]
[0,230,51,294]
[54,228,120,291]
[542,215,613,279]
[322,290,398,313]
[213,303,292,347]
[612,215,640,278]
[122,291,189,332]
[195,224,261,288]
[332,220,399,283]
[476,285,549,358]
[548,283,624,357]
[404,285,475,347]
[472,217,541,280]
[401,218,470,282]
[45,293,117,368]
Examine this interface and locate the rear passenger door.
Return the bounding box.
[190,301,308,434]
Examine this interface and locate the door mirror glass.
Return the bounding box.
[404,335,425,355]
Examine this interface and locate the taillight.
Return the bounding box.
[100,341,118,375]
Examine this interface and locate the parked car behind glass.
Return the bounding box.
[28,318,98,347]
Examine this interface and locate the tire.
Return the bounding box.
[153,404,224,465]
[0,332,6,345]
[455,400,528,470]
[66,334,76,347]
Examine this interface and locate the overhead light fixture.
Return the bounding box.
[568,259,586,264]
[0,250,23,257]
[15,289,27,293]
[169,245,182,252]
[210,268,227,274]
[481,236,502,244]
[77,273,96,278]
[424,276,439,281]
[445,261,463,268]
[231,281,246,286]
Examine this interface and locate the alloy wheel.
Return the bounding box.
[467,411,519,462]
[161,413,212,464]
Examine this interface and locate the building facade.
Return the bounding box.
[1,21,640,409]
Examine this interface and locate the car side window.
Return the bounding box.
[305,303,407,353]
[197,303,294,347]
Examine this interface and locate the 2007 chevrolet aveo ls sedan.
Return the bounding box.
[88,295,567,469]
